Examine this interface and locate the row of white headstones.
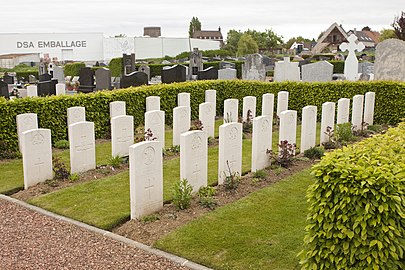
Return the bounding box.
[17,89,375,219]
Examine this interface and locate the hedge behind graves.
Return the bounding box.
[300,122,405,269]
[0,80,404,155]
[64,62,86,76]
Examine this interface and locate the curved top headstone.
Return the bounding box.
[374,39,405,81]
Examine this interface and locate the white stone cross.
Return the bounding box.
[339,34,365,81]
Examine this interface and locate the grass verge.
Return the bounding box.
[154,169,314,270]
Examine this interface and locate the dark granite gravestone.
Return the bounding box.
[122,53,136,75]
[95,68,112,90]
[120,71,148,88]
[161,65,187,83]
[197,67,218,80]
[39,73,52,82]
[37,79,57,96]
[78,67,95,93]
[219,61,236,69]
[0,80,9,98]
[3,74,14,84]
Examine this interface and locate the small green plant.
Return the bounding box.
[164,145,180,156]
[135,128,156,143]
[52,156,70,180]
[367,124,383,133]
[108,155,123,167]
[68,173,79,182]
[267,140,296,168]
[198,186,217,210]
[172,178,193,210]
[207,136,216,145]
[223,160,240,190]
[252,169,267,180]
[140,214,160,223]
[189,119,204,131]
[303,146,325,160]
[322,126,339,149]
[54,139,69,149]
[335,122,355,142]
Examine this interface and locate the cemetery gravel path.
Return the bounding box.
[0,198,191,270]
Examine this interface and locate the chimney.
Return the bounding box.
[218,26,221,32]
[354,28,357,34]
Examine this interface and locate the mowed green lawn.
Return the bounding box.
[155,169,314,270]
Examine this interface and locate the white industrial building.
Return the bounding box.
[0,32,221,67]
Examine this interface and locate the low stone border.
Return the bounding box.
[0,194,212,270]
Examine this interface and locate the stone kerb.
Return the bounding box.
[129,141,163,219]
[218,122,242,185]
[21,128,53,189]
[180,131,208,193]
[111,115,134,157]
[251,115,273,172]
[69,121,96,174]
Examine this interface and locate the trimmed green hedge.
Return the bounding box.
[64,62,86,76]
[300,122,405,269]
[0,80,404,155]
[108,58,122,77]
[330,61,345,74]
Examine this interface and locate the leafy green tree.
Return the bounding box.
[189,17,202,38]
[392,11,405,40]
[224,29,243,54]
[362,26,371,31]
[380,29,397,41]
[237,33,258,56]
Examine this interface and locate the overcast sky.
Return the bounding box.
[1,0,403,41]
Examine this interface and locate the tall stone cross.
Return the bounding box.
[339,34,365,81]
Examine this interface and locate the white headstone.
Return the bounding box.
[300,106,317,152]
[199,102,215,138]
[111,115,134,157]
[242,96,256,122]
[173,106,191,146]
[69,121,96,174]
[16,113,38,153]
[251,115,273,172]
[129,141,163,219]
[218,122,242,185]
[27,85,37,97]
[320,102,336,145]
[21,129,53,189]
[279,110,297,153]
[67,106,86,127]
[180,130,208,193]
[364,92,375,126]
[337,98,350,124]
[339,34,365,81]
[145,110,165,149]
[301,61,333,82]
[218,68,237,80]
[352,95,364,131]
[223,98,239,123]
[276,91,289,117]
[146,96,160,112]
[262,93,274,117]
[274,57,300,82]
[56,83,66,95]
[178,92,190,107]
[109,101,126,118]
[205,89,216,117]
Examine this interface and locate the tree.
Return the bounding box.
[237,33,258,56]
[189,17,202,38]
[224,29,243,54]
[362,26,371,31]
[392,11,405,40]
[380,29,397,41]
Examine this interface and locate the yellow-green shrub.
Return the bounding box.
[300,122,405,269]
[0,80,404,155]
